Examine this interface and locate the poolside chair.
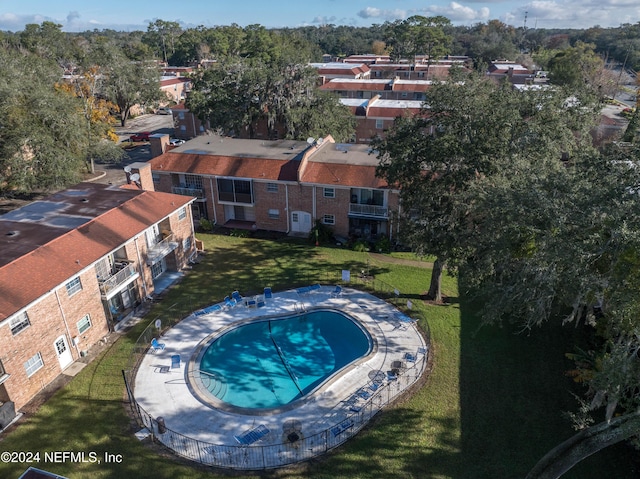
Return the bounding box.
[309,283,321,292]
[256,297,266,308]
[224,296,236,308]
[234,424,270,445]
[331,285,342,297]
[263,286,272,299]
[151,338,165,352]
[246,297,257,308]
[171,354,181,368]
[232,290,242,303]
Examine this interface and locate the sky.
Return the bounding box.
[0,0,638,33]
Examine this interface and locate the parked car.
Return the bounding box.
[156,107,172,115]
[169,138,185,146]
[129,132,151,142]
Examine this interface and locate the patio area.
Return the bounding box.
[132,285,428,469]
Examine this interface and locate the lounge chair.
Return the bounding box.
[234,424,270,445]
[257,297,266,308]
[356,389,371,400]
[331,285,342,297]
[171,354,181,368]
[224,296,236,308]
[232,290,242,302]
[309,283,321,291]
[151,338,165,351]
[331,419,354,437]
[404,352,417,363]
[263,287,272,299]
[246,297,257,308]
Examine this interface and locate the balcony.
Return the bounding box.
[172,186,204,198]
[349,203,388,219]
[98,263,139,296]
[147,234,179,265]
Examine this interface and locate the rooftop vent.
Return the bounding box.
[5,230,18,236]
[80,198,89,203]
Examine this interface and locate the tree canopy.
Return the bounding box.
[374,72,640,475]
[187,59,355,141]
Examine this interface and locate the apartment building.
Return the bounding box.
[148,134,399,242]
[0,180,196,421]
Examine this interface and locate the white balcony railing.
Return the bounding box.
[147,234,179,264]
[172,186,204,198]
[99,263,138,296]
[349,203,388,218]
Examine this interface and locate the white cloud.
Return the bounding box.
[504,1,640,29]
[357,7,407,21]
[425,2,491,22]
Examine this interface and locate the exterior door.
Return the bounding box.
[54,335,73,370]
[291,211,312,234]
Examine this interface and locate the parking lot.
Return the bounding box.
[93,114,174,186]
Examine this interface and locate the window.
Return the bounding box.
[217,178,253,204]
[266,183,278,192]
[152,172,161,185]
[184,174,203,190]
[24,352,44,377]
[77,314,92,334]
[268,209,280,219]
[183,236,192,251]
[322,214,335,225]
[323,188,335,198]
[178,112,185,120]
[178,207,187,220]
[10,312,30,336]
[375,119,384,129]
[65,277,82,297]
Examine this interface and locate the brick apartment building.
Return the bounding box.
[149,134,400,242]
[0,180,196,423]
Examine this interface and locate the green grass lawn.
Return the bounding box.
[0,234,636,479]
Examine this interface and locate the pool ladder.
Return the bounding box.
[294,302,307,313]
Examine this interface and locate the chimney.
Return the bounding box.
[150,133,170,158]
[128,162,155,191]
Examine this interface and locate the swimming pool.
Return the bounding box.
[192,309,372,410]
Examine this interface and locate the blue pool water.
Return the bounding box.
[197,309,371,409]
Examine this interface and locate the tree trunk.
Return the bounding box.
[427,257,444,302]
[526,411,640,479]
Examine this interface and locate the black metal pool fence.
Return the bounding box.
[122,279,431,470]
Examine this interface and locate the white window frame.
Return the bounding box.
[24,352,44,377]
[183,236,192,251]
[178,207,187,220]
[268,209,280,219]
[77,314,92,334]
[322,214,335,225]
[10,312,31,336]
[323,188,335,198]
[266,183,278,192]
[375,119,384,129]
[65,277,82,297]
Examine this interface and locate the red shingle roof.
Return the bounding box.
[149,153,300,181]
[0,187,192,321]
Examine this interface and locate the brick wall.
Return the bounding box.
[0,267,109,411]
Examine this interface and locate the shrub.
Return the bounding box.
[352,239,370,252]
[309,220,334,245]
[374,235,392,253]
[199,218,213,232]
[230,229,249,238]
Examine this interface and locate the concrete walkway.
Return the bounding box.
[133,286,428,467]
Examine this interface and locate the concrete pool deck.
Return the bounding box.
[133,285,428,462]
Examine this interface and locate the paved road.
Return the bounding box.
[93,114,174,186]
